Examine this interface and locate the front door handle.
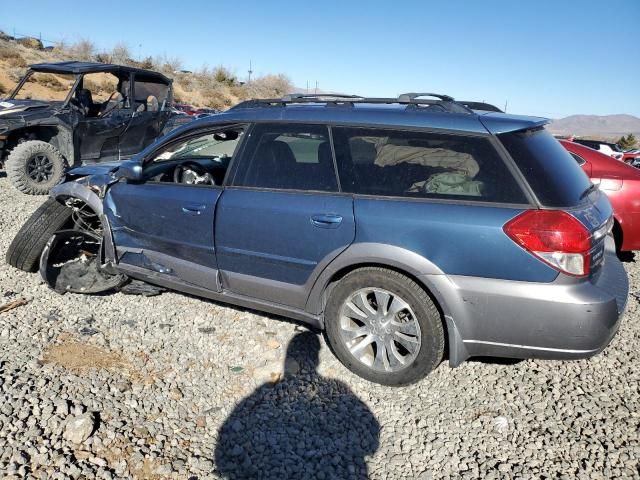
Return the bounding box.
[311,214,343,229]
[182,203,206,215]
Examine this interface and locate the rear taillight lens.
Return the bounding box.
[503,210,592,277]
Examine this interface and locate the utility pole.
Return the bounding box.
[315,81,318,94]
[247,60,253,83]
[504,100,508,113]
[306,80,309,94]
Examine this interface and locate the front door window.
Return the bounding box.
[232,123,338,192]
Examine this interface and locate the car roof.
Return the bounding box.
[561,140,640,178]
[187,102,548,136]
[29,61,171,85]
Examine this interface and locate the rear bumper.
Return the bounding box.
[424,236,628,366]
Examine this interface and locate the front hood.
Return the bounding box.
[0,99,57,119]
[67,161,123,177]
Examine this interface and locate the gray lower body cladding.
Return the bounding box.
[430,236,628,366]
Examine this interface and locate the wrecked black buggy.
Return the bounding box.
[0,61,173,195]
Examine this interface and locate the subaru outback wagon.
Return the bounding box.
[7,93,629,385]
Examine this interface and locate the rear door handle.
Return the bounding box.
[182,203,206,215]
[311,214,343,229]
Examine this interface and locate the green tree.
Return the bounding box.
[617,134,638,150]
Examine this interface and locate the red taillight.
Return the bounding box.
[503,210,592,276]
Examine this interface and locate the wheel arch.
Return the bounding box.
[612,214,624,251]
[49,183,116,264]
[7,125,74,164]
[49,182,104,217]
[306,243,449,316]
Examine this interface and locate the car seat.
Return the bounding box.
[75,89,95,116]
[146,95,159,112]
[249,140,298,189]
[99,92,124,117]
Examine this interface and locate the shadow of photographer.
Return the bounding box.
[214,331,380,479]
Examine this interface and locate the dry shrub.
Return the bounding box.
[0,47,27,68]
[245,74,293,99]
[213,66,237,86]
[152,54,183,75]
[0,83,7,95]
[139,56,154,70]
[16,37,43,50]
[32,73,67,91]
[83,73,118,100]
[94,52,110,64]
[68,38,95,60]
[202,83,240,110]
[110,43,131,64]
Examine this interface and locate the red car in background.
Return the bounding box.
[561,140,640,252]
[173,103,197,116]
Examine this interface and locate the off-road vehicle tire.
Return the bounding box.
[6,140,66,195]
[6,198,73,272]
[325,267,444,386]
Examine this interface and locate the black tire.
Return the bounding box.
[325,267,444,386]
[6,140,66,195]
[6,198,73,272]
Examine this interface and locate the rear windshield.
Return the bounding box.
[499,128,592,207]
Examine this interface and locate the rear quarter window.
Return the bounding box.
[332,127,528,204]
[499,128,592,207]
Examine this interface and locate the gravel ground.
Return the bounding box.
[0,175,638,479]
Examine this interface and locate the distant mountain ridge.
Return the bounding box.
[547,114,640,139]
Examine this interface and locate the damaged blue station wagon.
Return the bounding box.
[7,93,629,385]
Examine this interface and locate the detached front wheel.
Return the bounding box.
[325,267,444,386]
[6,140,66,195]
[6,198,73,271]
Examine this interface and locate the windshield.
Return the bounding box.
[499,127,592,207]
[12,71,76,101]
[609,143,623,152]
[153,130,243,163]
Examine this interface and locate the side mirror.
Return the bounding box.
[115,160,143,182]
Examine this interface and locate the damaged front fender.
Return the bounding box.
[50,173,117,214]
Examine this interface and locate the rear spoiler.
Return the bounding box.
[478,112,549,135]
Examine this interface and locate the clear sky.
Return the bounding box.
[2,0,639,118]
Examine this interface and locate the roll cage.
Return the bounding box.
[8,61,173,111]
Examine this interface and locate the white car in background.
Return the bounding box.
[572,139,624,160]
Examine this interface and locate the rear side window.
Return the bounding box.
[332,127,527,203]
[133,78,170,112]
[499,128,592,207]
[233,123,338,192]
[570,152,586,166]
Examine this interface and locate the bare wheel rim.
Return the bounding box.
[26,153,54,183]
[339,287,422,373]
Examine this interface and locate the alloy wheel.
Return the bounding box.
[26,154,54,183]
[339,288,422,373]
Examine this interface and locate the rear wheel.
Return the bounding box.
[6,140,66,195]
[325,267,444,386]
[6,198,73,271]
